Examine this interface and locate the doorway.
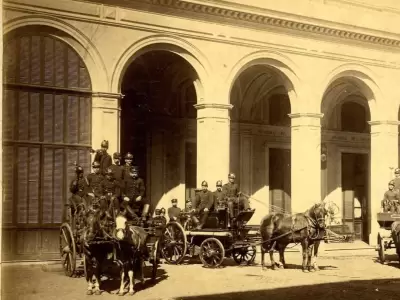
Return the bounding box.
[341,152,369,242]
[185,142,197,209]
[269,148,291,214]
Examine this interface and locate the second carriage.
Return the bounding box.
[160,199,259,268]
[376,212,400,264]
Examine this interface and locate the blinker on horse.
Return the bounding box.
[259,202,329,273]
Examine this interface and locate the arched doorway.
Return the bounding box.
[120,50,198,212]
[3,26,92,260]
[321,77,371,243]
[230,64,292,223]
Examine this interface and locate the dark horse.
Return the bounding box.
[82,208,115,295]
[114,212,150,295]
[260,202,329,272]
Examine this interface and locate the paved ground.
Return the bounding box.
[2,247,400,300]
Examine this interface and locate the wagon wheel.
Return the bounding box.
[59,223,77,277]
[183,218,195,231]
[377,233,386,264]
[151,240,160,281]
[161,222,187,264]
[199,237,225,268]
[232,245,257,265]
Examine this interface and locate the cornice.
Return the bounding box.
[92,92,124,99]
[139,0,400,49]
[194,103,233,110]
[288,113,324,119]
[368,120,400,126]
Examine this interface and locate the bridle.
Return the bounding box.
[305,204,327,240]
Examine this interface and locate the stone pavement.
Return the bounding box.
[2,243,400,300]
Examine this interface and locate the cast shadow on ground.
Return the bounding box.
[372,252,400,270]
[175,278,400,300]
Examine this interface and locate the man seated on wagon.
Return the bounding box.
[168,198,182,222]
[121,166,150,224]
[122,152,134,179]
[382,180,400,213]
[222,173,251,221]
[190,181,214,230]
[100,168,121,219]
[393,168,400,194]
[153,208,167,226]
[109,152,124,186]
[87,161,105,209]
[213,180,231,227]
[68,165,89,225]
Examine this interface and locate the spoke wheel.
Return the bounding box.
[59,223,77,277]
[199,237,225,268]
[232,245,256,265]
[183,219,195,231]
[377,233,386,264]
[161,222,187,264]
[151,240,160,281]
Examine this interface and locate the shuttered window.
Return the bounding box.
[3,33,92,227]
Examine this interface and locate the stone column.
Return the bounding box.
[194,103,232,188]
[289,113,323,214]
[369,120,399,245]
[91,92,122,157]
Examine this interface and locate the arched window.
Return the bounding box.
[3,31,92,230]
[340,101,368,133]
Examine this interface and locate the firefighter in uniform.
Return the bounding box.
[222,173,251,221]
[109,152,124,185]
[213,180,231,227]
[68,165,89,224]
[122,166,149,223]
[123,152,134,179]
[168,198,182,222]
[191,181,214,230]
[100,168,121,219]
[382,180,400,213]
[92,140,112,176]
[393,168,400,194]
[86,161,105,209]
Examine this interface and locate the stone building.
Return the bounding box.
[2,0,400,261]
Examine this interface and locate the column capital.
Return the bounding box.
[289,113,324,128]
[194,103,233,110]
[288,113,324,119]
[368,120,400,135]
[92,91,124,99]
[92,92,122,110]
[367,120,400,126]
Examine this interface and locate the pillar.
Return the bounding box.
[195,103,232,188]
[289,113,323,214]
[369,120,399,245]
[91,92,122,157]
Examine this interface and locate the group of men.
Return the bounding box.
[167,173,253,230]
[69,140,149,224]
[382,168,400,213]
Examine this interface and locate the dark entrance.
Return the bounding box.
[269,148,291,214]
[341,152,369,242]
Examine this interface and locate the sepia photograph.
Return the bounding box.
[1,0,400,299]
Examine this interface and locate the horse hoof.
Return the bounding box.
[302,269,309,273]
[86,290,93,295]
[117,291,124,296]
[309,267,315,272]
[278,265,284,269]
[129,291,135,296]
[94,290,101,296]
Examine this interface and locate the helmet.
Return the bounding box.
[216,180,223,187]
[201,180,208,187]
[125,152,133,159]
[389,180,395,186]
[130,166,139,173]
[154,208,161,215]
[160,208,166,214]
[105,168,113,176]
[113,152,121,159]
[75,165,84,174]
[171,198,178,203]
[101,140,109,149]
[395,168,400,174]
[228,173,236,179]
[92,161,101,168]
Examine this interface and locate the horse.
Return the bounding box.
[259,202,329,273]
[82,208,115,295]
[114,212,150,296]
[391,220,400,263]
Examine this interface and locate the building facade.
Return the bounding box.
[3,0,400,261]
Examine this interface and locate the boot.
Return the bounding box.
[191,216,200,229]
[196,211,209,230]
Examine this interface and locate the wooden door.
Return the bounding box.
[185,142,197,209]
[269,148,291,214]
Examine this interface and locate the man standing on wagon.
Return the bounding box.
[100,168,121,219]
[86,161,105,208]
[109,152,124,185]
[92,140,112,176]
[222,173,251,221]
[191,181,214,230]
[121,166,150,223]
[68,165,89,223]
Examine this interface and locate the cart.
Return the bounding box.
[376,212,400,264]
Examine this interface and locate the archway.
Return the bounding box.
[229,63,294,223]
[120,50,199,212]
[3,25,93,261]
[321,76,372,243]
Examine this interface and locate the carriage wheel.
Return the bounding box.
[151,240,160,281]
[377,233,386,264]
[199,237,225,268]
[161,222,187,264]
[183,219,195,231]
[232,245,257,265]
[59,223,77,277]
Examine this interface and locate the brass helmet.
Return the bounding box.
[216,180,223,187]
[228,173,236,179]
[101,140,109,149]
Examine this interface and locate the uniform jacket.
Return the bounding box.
[69,177,89,198]
[101,177,121,197]
[193,190,214,212]
[94,151,112,176]
[383,190,399,201]
[213,190,225,209]
[87,173,104,197]
[122,176,146,199]
[168,206,182,219]
[222,182,240,198]
[109,164,124,182]
[394,177,400,191]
